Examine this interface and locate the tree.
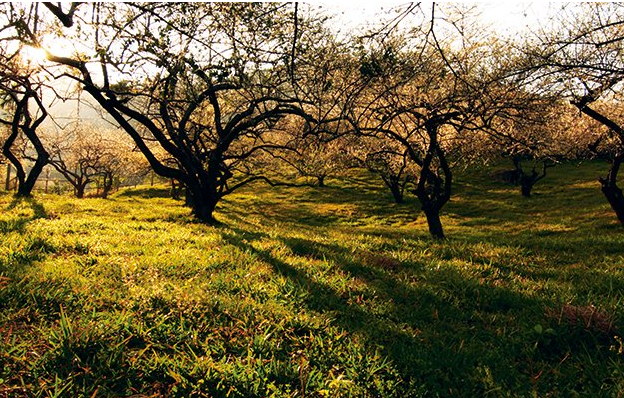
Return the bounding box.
[571,99,624,223]
[345,6,495,238]
[5,2,335,223]
[352,135,416,204]
[521,3,624,222]
[0,38,50,197]
[481,96,577,198]
[46,125,148,198]
[262,117,354,188]
[46,126,104,198]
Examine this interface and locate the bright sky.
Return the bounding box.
[317,1,556,37]
[477,2,560,35]
[38,1,560,127]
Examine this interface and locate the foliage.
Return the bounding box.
[0,2,343,223]
[45,124,149,198]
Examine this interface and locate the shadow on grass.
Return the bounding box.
[219,165,617,238]
[115,186,172,199]
[220,226,546,392]
[1,196,48,234]
[219,181,419,230]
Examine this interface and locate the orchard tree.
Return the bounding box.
[5,2,336,223]
[522,2,624,222]
[46,126,105,198]
[264,118,355,188]
[96,132,150,198]
[46,125,146,198]
[348,41,462,238]
[571,99,624,223]
[345,6,496,238]
[482,96,579,197]
[351,135,416,204]
[0,36,50,197]
[571,94,624,223]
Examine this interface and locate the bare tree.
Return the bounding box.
[0,46,50,198]
[46,126,102,198]
[45,125,145,198]
[262,118,354,188]
[5,3,336,223]
[519,3,624,222]
[344,6,495,239]
[480,96,576,197]
[351,135,416,204]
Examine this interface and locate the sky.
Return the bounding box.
[317,1,556,37]
[477,2,561,35]
[42,1,560,128]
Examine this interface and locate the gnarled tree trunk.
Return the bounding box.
[185,185,219,224]
[101,172,114,199]
[412,120,452,240]
[512,157,552,198]
[422,203,444,239]
[600,154,624,224]
[2,92,49,198]
[5,164,11,191]
[381,174,406,205]
[74,180,87,199]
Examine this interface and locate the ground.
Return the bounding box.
[1,162,623,397]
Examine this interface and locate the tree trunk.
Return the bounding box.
[317,175,325,188]
[15,151,49,198]
[520,173,536,198]
[414,176,447,240]
[381,175,406,204]
[75,182,86,199]
[16,174,37,197]
[45,168,50,193]
[600,155,624,224]
[3,122,26,194]
[193,200,218,224]
[412,119,452,240]
[3,90,51,198]
[513,157,550,198]
[388,180,404,204]
[185,183,219,225]
[601,182,624,224]
[171,179,181,199]
[423,205,445,239]
[101,173,114,199]
[5,164,11,191]
[521,183,531,197]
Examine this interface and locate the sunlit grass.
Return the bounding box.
[1,161,624,397]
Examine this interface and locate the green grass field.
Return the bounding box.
[1,162,624,397]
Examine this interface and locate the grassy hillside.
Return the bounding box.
[1,162,624,397]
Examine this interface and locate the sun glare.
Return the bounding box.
[20,35,76,67]
[20,45,47,66]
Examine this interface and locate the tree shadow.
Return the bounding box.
[115,186,173,199]
[219,226,546,390]
[219,182,418,230]
[2,196,48,234]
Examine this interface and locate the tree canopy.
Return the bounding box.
[2,2,624,236]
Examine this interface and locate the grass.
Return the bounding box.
[1,161,624,397]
